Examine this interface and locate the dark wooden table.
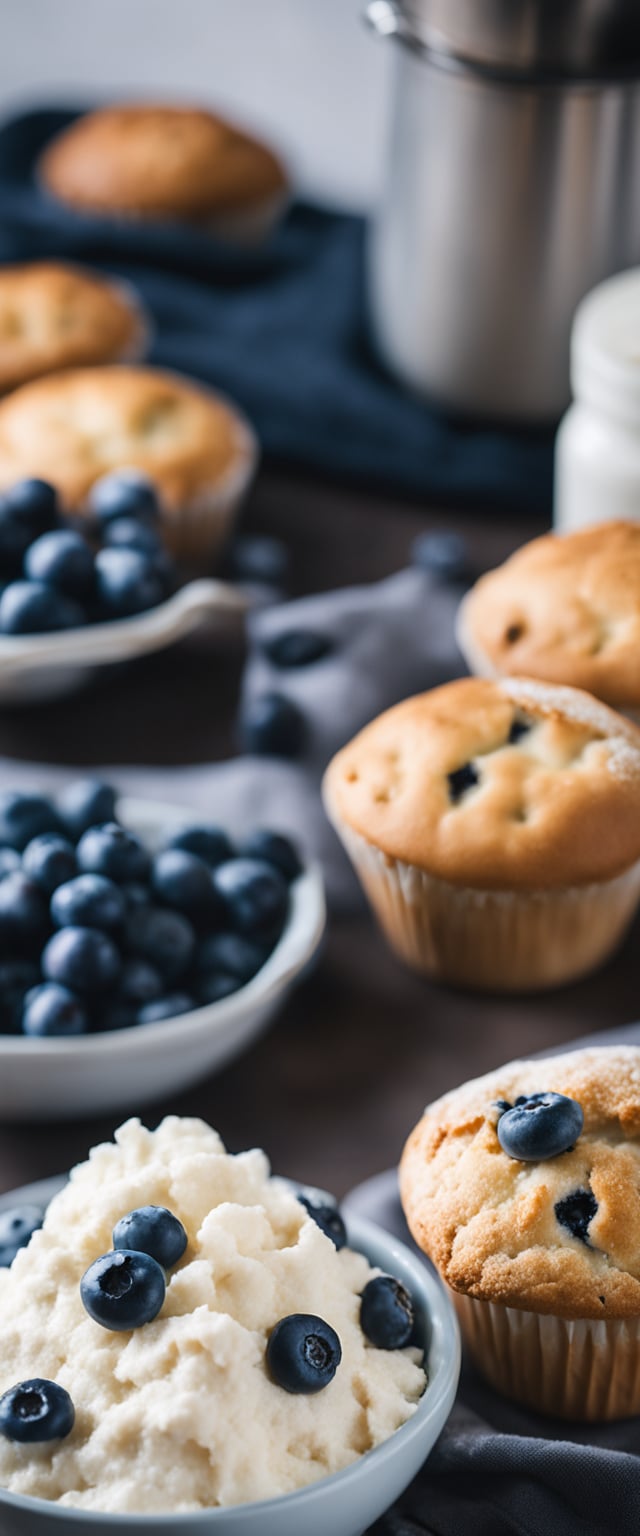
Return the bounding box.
[0,469,636,1202]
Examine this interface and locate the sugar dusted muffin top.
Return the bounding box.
[323,677,640,890]
[400,1046,640,1320]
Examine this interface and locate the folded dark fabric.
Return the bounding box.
[0,105,554,512]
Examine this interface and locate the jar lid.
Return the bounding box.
[571,267,640,423]
[382,0,640,75]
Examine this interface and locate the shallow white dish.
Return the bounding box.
[0,796,326,1121]
[0,1187,460,1536]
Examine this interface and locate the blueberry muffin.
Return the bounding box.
[0,262,148,394]
[323,676,640,991]
[38,103,288,241]
[457,521,640,718]
[400,1045,640,1419]
[0,365,257,562]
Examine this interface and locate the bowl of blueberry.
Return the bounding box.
[0,474,245,703]
[0,778,325,1119]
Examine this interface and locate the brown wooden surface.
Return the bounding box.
[0,469,636,1201]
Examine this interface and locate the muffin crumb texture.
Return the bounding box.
[0,1118,424,1513]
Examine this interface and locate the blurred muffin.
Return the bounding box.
[458,521,640,717]
[401,1045,640,1419]
[38,103,288,241]
[0,365,257,562]
[0,261,148,393]
[323,676,640,991]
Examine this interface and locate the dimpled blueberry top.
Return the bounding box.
[400,1046,640,1319]
[0,1118,425,1514]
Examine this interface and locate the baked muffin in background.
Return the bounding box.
[457,520,640,718]
[38,103,289,242]
[323,676,640,992]
[400,1045,640,1420]
[0,262,149,394]
[0,364,258,564]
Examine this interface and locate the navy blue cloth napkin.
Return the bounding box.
[0,105,554,513]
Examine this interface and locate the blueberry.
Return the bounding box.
[554,1189,598,1243]
[117,958,163,1005]
[240,693,305,758]
[0,1205,43,1267]
[113,1206,187,1269]
[0,873,48,953]
[267,1314,341,1394]
[360,1275,415,1349]
[42,926,121,994]
[0,960,40,1034]
[22,834,77,895]
[263,630,333,668]
[166,825,233,867]
[90,470,160,527]
[80,1249,166,1330]
[196,972,240,1006]
[212,858,289,942]
[508,717,531,746]
[497,1092,584,1162]
[447,762,479,802]
[126,907,195,982]
[0,848,20,879]
[58,779,118,840]
[22,983,88,1038]
[137,992,194,1024]
[95,548,165,618]
[195,932,268,984]
[151,849,216,916]
[51,873,126,932]
[99,1001,137,1033]
[122,881,150,912]
[0,792,60,851]
[25,530,94,599]
[0,580,86,634]
[0,479,59,572]
[411,530,470,583]
[103,519,163,557]
[237,831,302,885]
[77,823,150,883]
[0,1379,74,1442]
[298,1195,347,1251]
[226,534,290,587]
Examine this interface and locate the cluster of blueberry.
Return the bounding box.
[0,778,301,1038]
[0,1194,418,1439]
[0,474,177,635]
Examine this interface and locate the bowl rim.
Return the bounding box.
[0,1205,460,1526]
[0,795,326,1057]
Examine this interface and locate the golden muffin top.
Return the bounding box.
[323,676,640,889]
[0,262,147,394]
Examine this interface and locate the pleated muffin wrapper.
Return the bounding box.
[161,404,259,565]
[452,1290,640,1421]
[328,819,640,992]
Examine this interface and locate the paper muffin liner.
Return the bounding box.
[452,1291,640,1420]
[161,405,260,566]
[329,819,640,991]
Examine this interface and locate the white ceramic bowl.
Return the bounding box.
[0,797,326,1121]
[0,1188,460,1536]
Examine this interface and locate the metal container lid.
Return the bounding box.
[386,0,640,75]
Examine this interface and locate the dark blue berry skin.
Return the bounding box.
[95,548,165,618]
[103,519,163,557]
[80,1249,166,1331]
[0,480,59,573]
[117,958,163,1005]
[0,1379,74,1442]
[298,1196,347,1251]
[166,825,233,867]
[264,630,333,668]
[554,1189,598,1243]
[212,859,289,943]
[411,530,470,584]
[58,779,117,840]
[267,1314,341,1394]
[196,972,240,1006]
[497,1093,584,1162]
[126,907,195,982]
[151,849,216,917]
[0,847,20,879]
[0,961,40,1034]
[448,763,479,802]
[0,792,61,851]
[0,873,48,954]
[0,580,86,634]
[195,932,268,984]
[137,992,195,1024]
[24,530,95,600]
[22,834,77,895]
[227,534,290,587]
[22,983,88,1038]
[113,1207,187,1269]
[42,926,121,994]
[0,1205,43,1267]
[240,693,305,758]
[77,823,150,884]
[122,882,150,912]
[238,831,302,885]
[90,472,160,527]
[360,1276,415,1349]
[99,1001,137,1033]
[51,873,126,932]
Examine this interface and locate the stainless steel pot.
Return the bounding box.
[396,0,640,75]
[367,0,640,422]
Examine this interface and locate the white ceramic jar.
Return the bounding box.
[555,267,640,532]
